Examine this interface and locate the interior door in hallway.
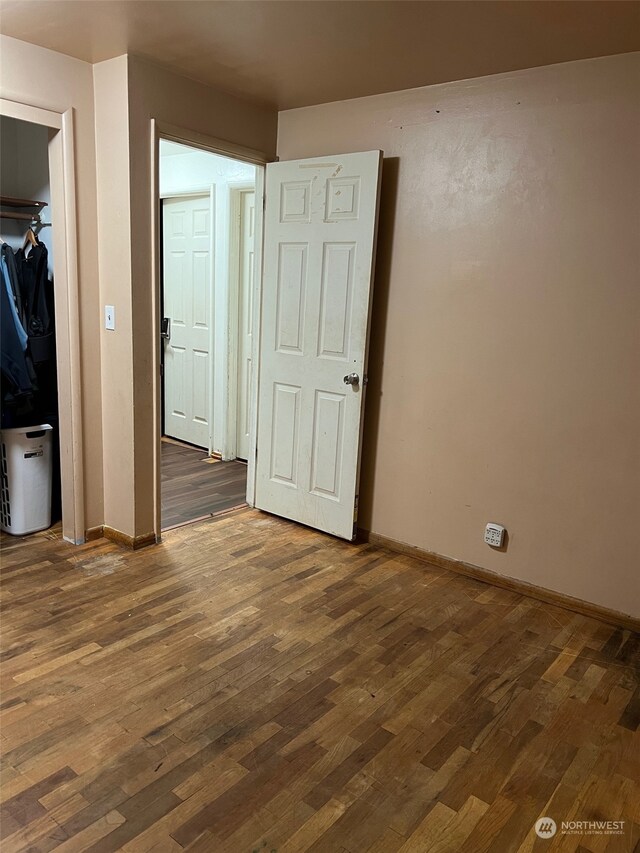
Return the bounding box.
[162,194,212,449]
[255,151,382,540]
[236,189,256,460]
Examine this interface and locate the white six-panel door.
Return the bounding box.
[236,190,256,460]
[255,151,382,540]
[162,195,212,448]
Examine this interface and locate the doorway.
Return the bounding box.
[153,132,381,543]
[158,140,259,530]
[0,101,84,544]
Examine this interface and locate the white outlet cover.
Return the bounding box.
[485,523,505,547]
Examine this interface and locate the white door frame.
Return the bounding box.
[0,98,85,544]
[151,121,268,537]
[160,188,215,455]
[226,181,256,462]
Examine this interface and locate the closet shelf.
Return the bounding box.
[0,198,49,225]
[0,211,40,221]
[0,195,47,211]
[0,196,48,210]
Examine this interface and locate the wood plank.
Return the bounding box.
[1,509,637,851]
[160,440,247,530]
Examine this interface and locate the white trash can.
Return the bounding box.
[0,424,53,535]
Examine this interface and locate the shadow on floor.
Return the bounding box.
[161,440,247,530]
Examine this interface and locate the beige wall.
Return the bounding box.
[94,56,136,536]
[0,35,104,529]
[0,38,277,539]
[126,57,277,536]
[278,53,640,617]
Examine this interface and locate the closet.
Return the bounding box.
[0,116,60,534]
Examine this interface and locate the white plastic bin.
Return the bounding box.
[0,424,53,535]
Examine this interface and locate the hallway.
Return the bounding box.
[161,440,247,530]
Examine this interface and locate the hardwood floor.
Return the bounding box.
[161,440,247,530]
[1,510,638,852]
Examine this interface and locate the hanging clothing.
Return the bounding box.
[1,237,55,423]
[1,252,28,350]
[16,239,54,364]
[1,242,24,324]
[1,265,34,397]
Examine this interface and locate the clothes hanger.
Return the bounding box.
[23,228,38,250]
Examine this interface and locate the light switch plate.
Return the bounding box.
[105,305,115,331]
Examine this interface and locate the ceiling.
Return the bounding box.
[1,1,638,109]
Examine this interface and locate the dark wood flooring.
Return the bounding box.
[161,440,247,530]
[1,510,638,851]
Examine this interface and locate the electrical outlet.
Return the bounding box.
[484,523,505,547]
[105,305,115,331]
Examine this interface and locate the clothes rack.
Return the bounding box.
[0,197,51,229]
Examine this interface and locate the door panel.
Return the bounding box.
[163,195,212,448]
[270,382,301,485]
[255,151,382,540]
[318,242,355,359]
[236,190,256,460]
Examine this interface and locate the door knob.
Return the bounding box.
[161,317,171,340]
[343,372,360,386]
